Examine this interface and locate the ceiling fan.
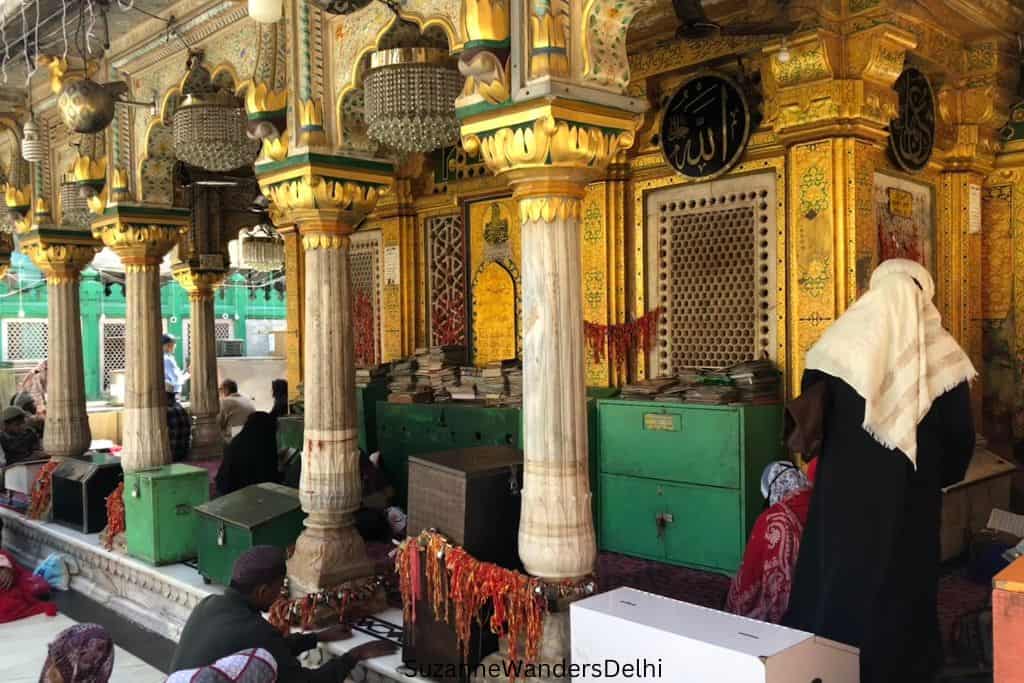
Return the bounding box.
[672,0,798,40]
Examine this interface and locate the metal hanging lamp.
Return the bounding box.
[21,119,46,163]
[173,52,260,172]
[241,222,285,272]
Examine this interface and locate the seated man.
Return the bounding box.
[0,406,43,466]
[170,546,395,682]
[219,379,255,444]
[10,392,44,439]
[167,384,192,463]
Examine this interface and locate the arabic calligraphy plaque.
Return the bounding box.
[660,72,751,181]
[888,68,935,173]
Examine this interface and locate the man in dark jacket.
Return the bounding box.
[170,546,394,681]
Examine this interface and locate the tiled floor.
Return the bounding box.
[0,613,165,683]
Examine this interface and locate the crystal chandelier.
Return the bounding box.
[241,223,284,272]
[173,53,260,172]
[363,47,461,153]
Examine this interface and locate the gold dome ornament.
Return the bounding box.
[21,119,45,163]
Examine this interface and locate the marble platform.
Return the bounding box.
[0,506,220,642]
[0,507,429,683]
[0,613,164,683]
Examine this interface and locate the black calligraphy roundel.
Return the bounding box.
[660,73,751,181]
[889,68,935,173]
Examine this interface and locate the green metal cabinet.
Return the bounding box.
[276,384,390,455]
[596,400,783,574]
[377,401,600,513]
[123,464,210,566]
[194,482,306,586]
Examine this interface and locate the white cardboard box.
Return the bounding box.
[570,587,859,682]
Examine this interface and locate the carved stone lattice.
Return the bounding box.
[647,172,777,374]
[427,214,466,346]
[3,319,48,361]
[349,233,381,367]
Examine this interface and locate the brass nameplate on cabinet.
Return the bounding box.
[643,413,678,432]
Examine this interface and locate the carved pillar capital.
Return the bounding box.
[761,25,916,143]
[460,99,640,189]
[936,40,1017,173]
[256,152,393,230]
[19,228,100,284]
[91,204,189,266]
[171,265,227,301]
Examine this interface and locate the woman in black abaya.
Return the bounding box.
[215,412,281,496]
[782,259,976,683]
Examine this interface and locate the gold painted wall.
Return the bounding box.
[467,196,521,365]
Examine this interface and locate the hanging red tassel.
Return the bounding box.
[585,308,662,369]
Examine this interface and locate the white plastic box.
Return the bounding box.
[570,587,859,682]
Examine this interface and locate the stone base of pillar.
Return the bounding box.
[287,523,373,596]
[189,414,223,460]
[475,611,571,683]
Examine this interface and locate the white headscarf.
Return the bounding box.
[804,259,976,467]
[165,649,278,683]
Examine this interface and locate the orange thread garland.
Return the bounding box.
[100,482,126,550]
[26,460,59,520]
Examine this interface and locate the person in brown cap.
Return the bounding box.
[170,546,395,682]
[0,405,43,466]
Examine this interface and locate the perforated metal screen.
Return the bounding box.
[182,318,234,361]
[646,172,778,374]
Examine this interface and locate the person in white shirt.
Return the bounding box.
[163,334,189,396]
[218,379,256,444]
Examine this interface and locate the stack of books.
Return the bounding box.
[503,361,523,406]
[421,346,465,396]
[620,377,678,400]
[727,360,781,403]
[388,356,431,402]
[686,383,740,405]
[482,362,508,401]
[455,366,483,400]
[654,384,689,403]
[355,364,390,389]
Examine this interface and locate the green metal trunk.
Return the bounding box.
[193,483,306,586]
[124,464,210,566]
[595,400,783,575]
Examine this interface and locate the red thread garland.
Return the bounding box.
[266,576,386,634]
[584,307,662,366]
[396,531,597,681]
[100,483,126,550]
[26,460,59,520]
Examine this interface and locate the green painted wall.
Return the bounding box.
[0,255,285,401]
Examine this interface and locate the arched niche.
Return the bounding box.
[471,258,520,366]
[138,62,245,205]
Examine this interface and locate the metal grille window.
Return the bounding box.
[101,319,126,391]
[182,318,235,360]
[646,172,778,374]
[245,318,287,357]
[350,231,382,367]
[427,214,467,346]
[3,319,48,362]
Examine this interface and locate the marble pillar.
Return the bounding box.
[44,275,92,457]
[173,269,226,459]
[19,235,98,459]
[121,262,172,472]
[514,179,596,580]
[288,223,371,594]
